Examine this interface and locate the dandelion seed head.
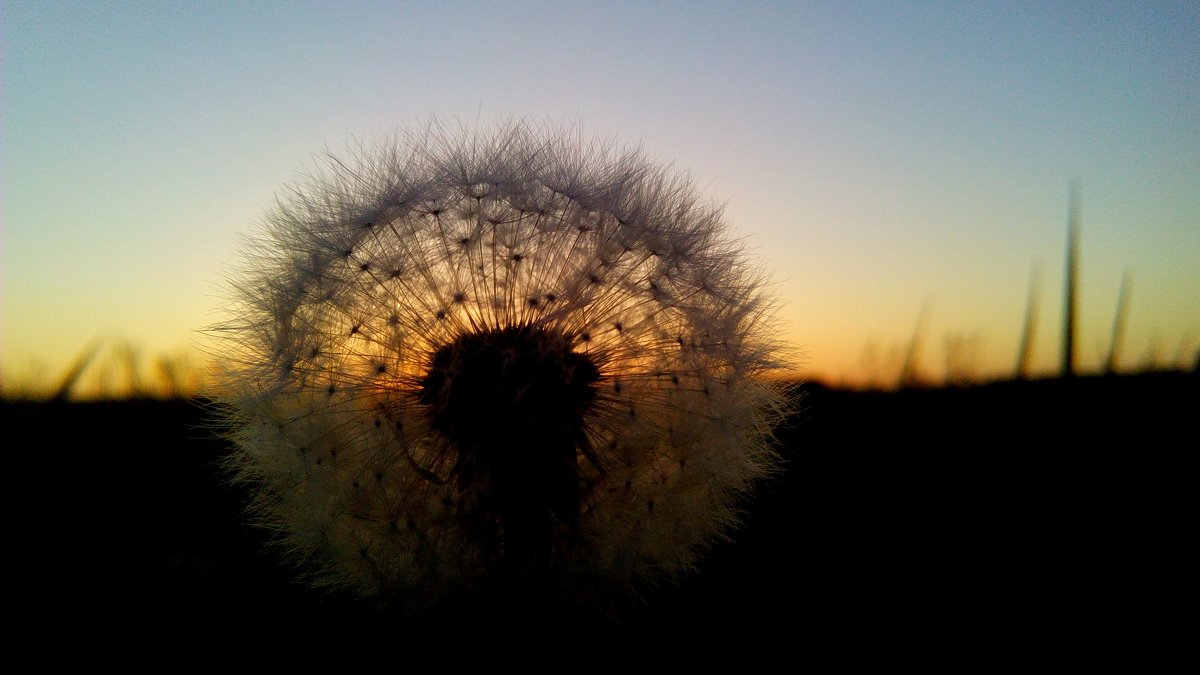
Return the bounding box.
[213,119,790,613]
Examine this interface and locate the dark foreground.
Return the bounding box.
[7,372,1194,657]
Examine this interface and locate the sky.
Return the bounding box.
[3,0,1198,394]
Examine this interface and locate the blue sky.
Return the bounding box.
[3,1,1198,392]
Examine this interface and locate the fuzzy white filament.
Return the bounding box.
[214,120,789,612]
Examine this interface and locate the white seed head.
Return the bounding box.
[211,119,790,613]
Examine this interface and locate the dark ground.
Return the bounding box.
[6,371,1194,658]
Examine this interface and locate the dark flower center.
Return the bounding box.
[418,325,601,580]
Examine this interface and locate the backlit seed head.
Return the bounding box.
[211,119,790,614]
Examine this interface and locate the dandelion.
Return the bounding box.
[212,119,789,615]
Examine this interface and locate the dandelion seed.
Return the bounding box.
[212,119,790,615]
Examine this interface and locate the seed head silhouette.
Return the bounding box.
[214,120,789,614]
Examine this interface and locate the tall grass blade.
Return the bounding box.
[1016,262,1041,379]
[51,338,103,402]
[899,301,931,388]
[1105,270,1132,375]
[1061,182,1080,378]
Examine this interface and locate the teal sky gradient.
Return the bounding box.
[4,1,1198,391]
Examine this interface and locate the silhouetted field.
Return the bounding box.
[7,372,1193,655]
